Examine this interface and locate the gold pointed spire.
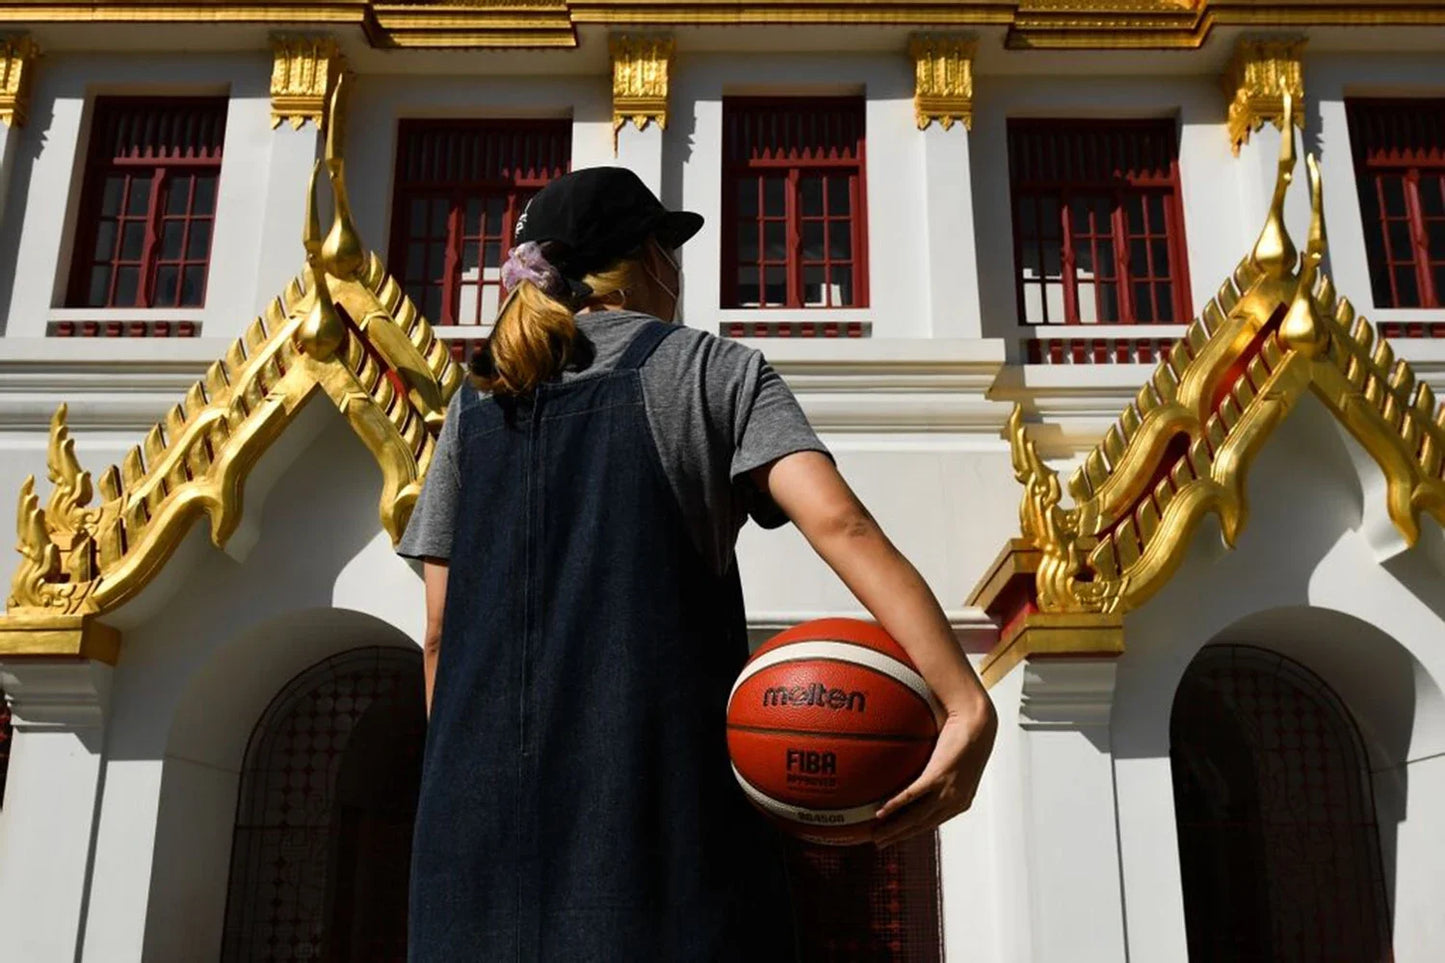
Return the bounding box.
[320,72,363,281]
[1281,153,1328,356]
[297,159,345,361]
[1249,86,1298,280]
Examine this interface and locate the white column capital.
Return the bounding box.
[1019,659,1117,730]
[0,658,112,729]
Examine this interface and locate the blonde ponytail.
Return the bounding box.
[472,254,648,396]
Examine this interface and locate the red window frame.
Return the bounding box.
[1346,98,1445,309]
[66,96,226,310]
[721,97,869,310]
[1008,119,1191,326]
[387,119,571,327]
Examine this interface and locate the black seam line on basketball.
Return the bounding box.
[741,656,938,719]
[726,724,930,744]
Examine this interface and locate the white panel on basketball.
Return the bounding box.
[730,765,881,827]
[728,640,941,718]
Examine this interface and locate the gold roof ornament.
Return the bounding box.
[0,2,1440,50]
[0,33,37,128]
[610,33,673,149]
[270,34,344,131]
[1,72,463,660]
[1222,36,1306,156]
[970,90,1445,686]
[909,33,975,133]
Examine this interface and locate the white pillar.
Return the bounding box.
[616,122,664,198]
[922,123,983,339]
[1018,660,1129,963]
[0,660,113,963]
[253,122,321,314]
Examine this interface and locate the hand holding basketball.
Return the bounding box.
[872,697,997,848]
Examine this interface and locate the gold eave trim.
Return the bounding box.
[0,613,120,663]
[979,611,1124,689]
[1,2,1441,50]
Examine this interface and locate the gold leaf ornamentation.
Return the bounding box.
[0,33,36,128]
[270,34,343,131]
[610,34,673,143]
[1222,36,1305,156]
[909,34,975,132]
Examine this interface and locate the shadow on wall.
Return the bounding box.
[143,607,420,963]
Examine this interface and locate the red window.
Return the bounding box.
[1346,98,1445,309]
[1008,120,1191,325]
[67,97,226,309]
[722,97,868,309]
[388,119,570,326]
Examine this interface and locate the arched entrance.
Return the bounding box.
[219,646,425,963]
[1170,644,1392,962]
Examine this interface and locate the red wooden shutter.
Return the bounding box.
[388,119,571,326]
[1347,98,1445,309]
[67,97,226,311]
[1009,119,1190,326]
[722,98,868,310]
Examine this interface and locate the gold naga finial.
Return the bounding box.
[1281,153,1329,356]
[8,476,59,609]
[320,71,364,281]
[1249,84,1299,281]
[297,158,346,360]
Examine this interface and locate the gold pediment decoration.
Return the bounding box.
[909,33,975,133]
[1,3,1442,50]
[1222,36,1305,155]
[0,33,36,128]
[3,75,463,657]
[994,92,1445,624]
[610,33,673,141]
[270,34,345,130]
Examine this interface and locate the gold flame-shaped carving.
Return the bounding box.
[1007,89,1445,615]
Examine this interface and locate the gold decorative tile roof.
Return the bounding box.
[3,76,462,656]
[1000,92,1445,620]
[0,2,1441,50]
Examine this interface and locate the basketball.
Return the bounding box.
[726,618,942,845]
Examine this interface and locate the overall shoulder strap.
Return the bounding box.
[614,320,680,372]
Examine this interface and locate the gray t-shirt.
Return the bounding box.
[396,310,832,577]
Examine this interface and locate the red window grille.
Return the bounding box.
[66,97,226,310]
[1171,645,1393,963]
[1008,120,1191,325]
[388,119,570,327]
[785,833,942,962]
[722,97,869,309]
[1346,98,1445,309]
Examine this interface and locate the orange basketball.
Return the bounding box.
[726,618,941,845]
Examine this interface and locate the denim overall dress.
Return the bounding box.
[408,320,800,962]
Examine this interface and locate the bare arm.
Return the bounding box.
[749,450,997,846]
[422,559,449,718]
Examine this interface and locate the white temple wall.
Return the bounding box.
[67,405,425,962]
[673,52,929,337]
[1109,397,1445,962]
[0,52,276,340]
[970,73,1242,347]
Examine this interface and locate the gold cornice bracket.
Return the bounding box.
[0,33,37,128]
[1222,35,1305,157]
[270,34,344,131]
[609,33,673,149]
[909,33,975,132]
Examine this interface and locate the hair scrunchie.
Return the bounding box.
[501,241,570,301]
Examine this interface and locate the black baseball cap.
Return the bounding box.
[514,166,703,292]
